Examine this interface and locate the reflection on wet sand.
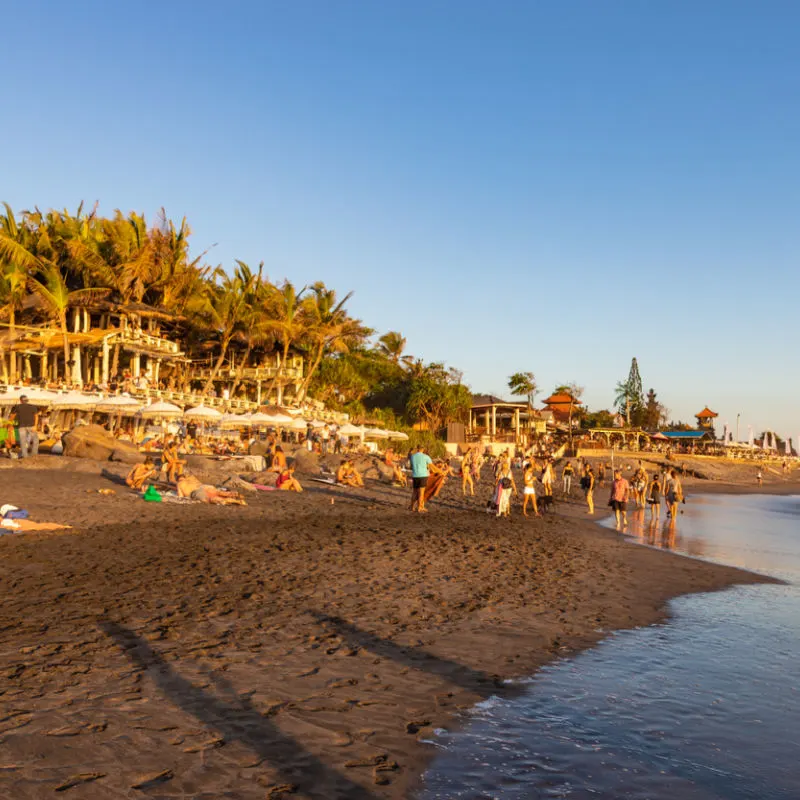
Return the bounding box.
[626,506,706,556]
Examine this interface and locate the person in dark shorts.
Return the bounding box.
[409,446,433,513]
[609,468,630,528]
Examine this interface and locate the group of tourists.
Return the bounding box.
[607,464,685,529]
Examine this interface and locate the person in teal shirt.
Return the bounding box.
[409,446,433,512]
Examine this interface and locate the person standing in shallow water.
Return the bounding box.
[609,469,630,528]
[562,461,574,496]
[581,465,595,514]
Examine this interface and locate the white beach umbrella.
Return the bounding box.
[96,394,143,414]
[771,432,778,451]
[308,419,326,428]
[218,413,250,429]
[722,422,729,443]
[288,416,309,431]
[138,401,184,419]
[338,423,362,436]
[49,392,99,410]
[184,405,223,421]
[364,427,389,439]
[266,412,294,426]
[748,427,754,448]
[387,430,410,441]
[0,388,59,406]
[785,437,791,456]
[248,411,276,426]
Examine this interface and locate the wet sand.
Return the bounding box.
[0,456,779,798]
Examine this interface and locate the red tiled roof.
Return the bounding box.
[542,393,583,405]
[695,407,718,418]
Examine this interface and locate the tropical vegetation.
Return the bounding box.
[0,203,469,432]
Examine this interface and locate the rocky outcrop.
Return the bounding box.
[62,424,143,464]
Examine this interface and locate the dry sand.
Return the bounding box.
[0,454,787,799]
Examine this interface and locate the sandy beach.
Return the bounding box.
[0,454,787,799]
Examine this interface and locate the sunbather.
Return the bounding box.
[177,474,246,505]
[276,464,304,492]
[126,456,158,491]
[162,441,186,483]
[336,459,364,487]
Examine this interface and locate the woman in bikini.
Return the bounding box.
[522,461,540,517]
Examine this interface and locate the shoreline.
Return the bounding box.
[0,459,782,799]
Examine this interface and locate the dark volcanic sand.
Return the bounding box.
[0,457,776,799]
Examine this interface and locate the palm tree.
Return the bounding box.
[27,264,109,381]
[508,371,537,441]
[263,280,308,403]
[198,266,256,394]
[295,283,371,402]
[614,380,632,425]
[0,204,36,381]
[378,331,407,363]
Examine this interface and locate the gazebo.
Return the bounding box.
[468,394,529,443]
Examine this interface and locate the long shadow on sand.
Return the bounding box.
[309,613,522,701]
[99,620,380,800]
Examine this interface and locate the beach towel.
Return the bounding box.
[1,519,72,533]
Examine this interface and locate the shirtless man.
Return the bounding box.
[126,456,157,491]
[177,474,246,505]
[162,441,186,483]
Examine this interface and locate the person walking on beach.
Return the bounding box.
[9,395,39,459]
[461,449,475,497]
[647,474,662,520]
[756,468,763,487]
[562,461,574,496]
[597,462,606,487]
[541,458,554,496]
[581,464,595,514]
[494,462,517,518]
[409,445,433,513]
[665,469,683,519]
[609,469,630,528]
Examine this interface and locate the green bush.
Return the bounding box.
[393,429,446,460]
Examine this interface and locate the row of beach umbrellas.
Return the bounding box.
[0,390,409,440]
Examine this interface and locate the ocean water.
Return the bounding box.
[418,494,800,799]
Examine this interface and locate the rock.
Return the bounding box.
[290,447,320,475]
[62,425,143,463]
[248,440,268,456]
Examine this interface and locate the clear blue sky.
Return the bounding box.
[4,1,799,439]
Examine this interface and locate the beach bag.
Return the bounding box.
[143,485,162,503]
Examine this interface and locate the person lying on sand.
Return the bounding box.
[126,456,158,491]
[176,474,247,505]
[336,459,364,487]
[276,464,304,492]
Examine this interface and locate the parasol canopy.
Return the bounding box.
[0,388,59,406]
[338,423,362,436]
[184,405,223,421]
[138,401,184,419]
[364,427,389,439]
[247,411,277,426]
[96,394,143,414]
[387,430,410,441]
[287,416,309,431]
[49,392,99,410]
[218,413,251,429]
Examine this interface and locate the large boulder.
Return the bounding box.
[62,424,143,464]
